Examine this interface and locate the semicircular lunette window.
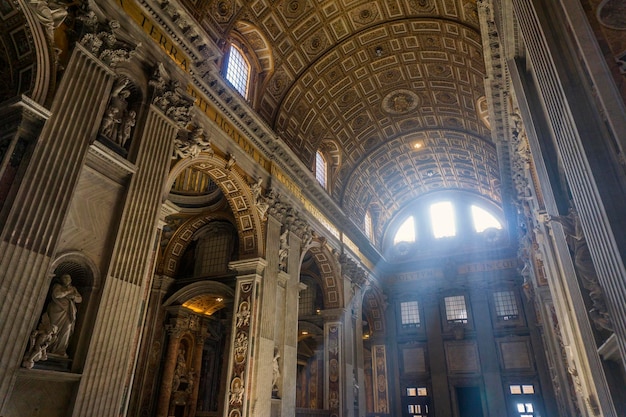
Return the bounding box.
[471,205,502,232]
[386,193,507,261]
[394,216,416,245]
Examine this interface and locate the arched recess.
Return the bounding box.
[362,285,387,338]
[165,155,265,261]
[158,212,237,277]
[159,281,235,417]
[35,251,101,372]
[306,241,344,310]
[360,284,387,416]
[14,0,64,105]
[230,20,275,106]
[163,281,235,310]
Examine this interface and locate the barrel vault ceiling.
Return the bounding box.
[184,0,502,243]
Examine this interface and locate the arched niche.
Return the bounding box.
[24,251,100,372]
[161,281,235,416]
[305,243,344,310]
[158,213,239,278]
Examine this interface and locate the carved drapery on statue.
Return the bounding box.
[550,208,613,332]
[98,77,138,151]
[23,273,82,368]
[172,125,214,160]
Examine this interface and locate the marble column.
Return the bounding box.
[0,44,115,413]
[250,215,278,417]
[128,274,175,417]
[280,229,303,417]
[189,326,208,417]
[224,258,266,417]
[513,0,626,374]
[156,322,184,417]
[71,100,181,416]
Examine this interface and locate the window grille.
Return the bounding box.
[225,45,249,98]
[315,151,327,188]
[445,295,468,323]
[400,301,420,327]
[494,291,519,321]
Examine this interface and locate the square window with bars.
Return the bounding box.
[444,296,468,324]
[400,301,420,327]
[196,234,232,275]
[494,291,519,321]
[509,384,536,417]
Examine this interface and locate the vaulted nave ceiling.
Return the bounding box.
[190,0,502,243]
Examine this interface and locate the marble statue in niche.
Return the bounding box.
[100,78,136,150]
[46,273,82,356]
[272,347,281,398]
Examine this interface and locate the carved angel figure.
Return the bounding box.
[22,313,58,369]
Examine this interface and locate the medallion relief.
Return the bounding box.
[382,90,420,114]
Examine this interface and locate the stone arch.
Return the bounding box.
[158,212,237,277]
[306,241,344,310]
[165,154,265,262]
[232,20,274,74]
[49,250,100,290]
[362,285,386,337]
[163,281,235,314]
[2,0,53,104]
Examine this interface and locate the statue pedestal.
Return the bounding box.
[271,398,281,417]
[35,354,72,372]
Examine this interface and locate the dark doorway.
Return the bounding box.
[456,386,484,417]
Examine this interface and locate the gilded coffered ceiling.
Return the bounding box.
[186,0,500,241]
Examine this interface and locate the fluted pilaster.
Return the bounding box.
[0,45,114,412]
[72,105,179,417]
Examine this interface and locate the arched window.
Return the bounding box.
[471,205,502,232]
[315,151,327,188]
[364,210,373,241]
[225,44,250,98]
[385,192,506,260]
[394,216,416,245]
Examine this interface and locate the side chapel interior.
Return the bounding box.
[1,0,626,417]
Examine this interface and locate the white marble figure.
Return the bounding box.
[100,107,121,139]
[117,110,136,147]
[46,274,82,356]
[22,314,58,369]
[29,0,76,40]
[272,348,281,390]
